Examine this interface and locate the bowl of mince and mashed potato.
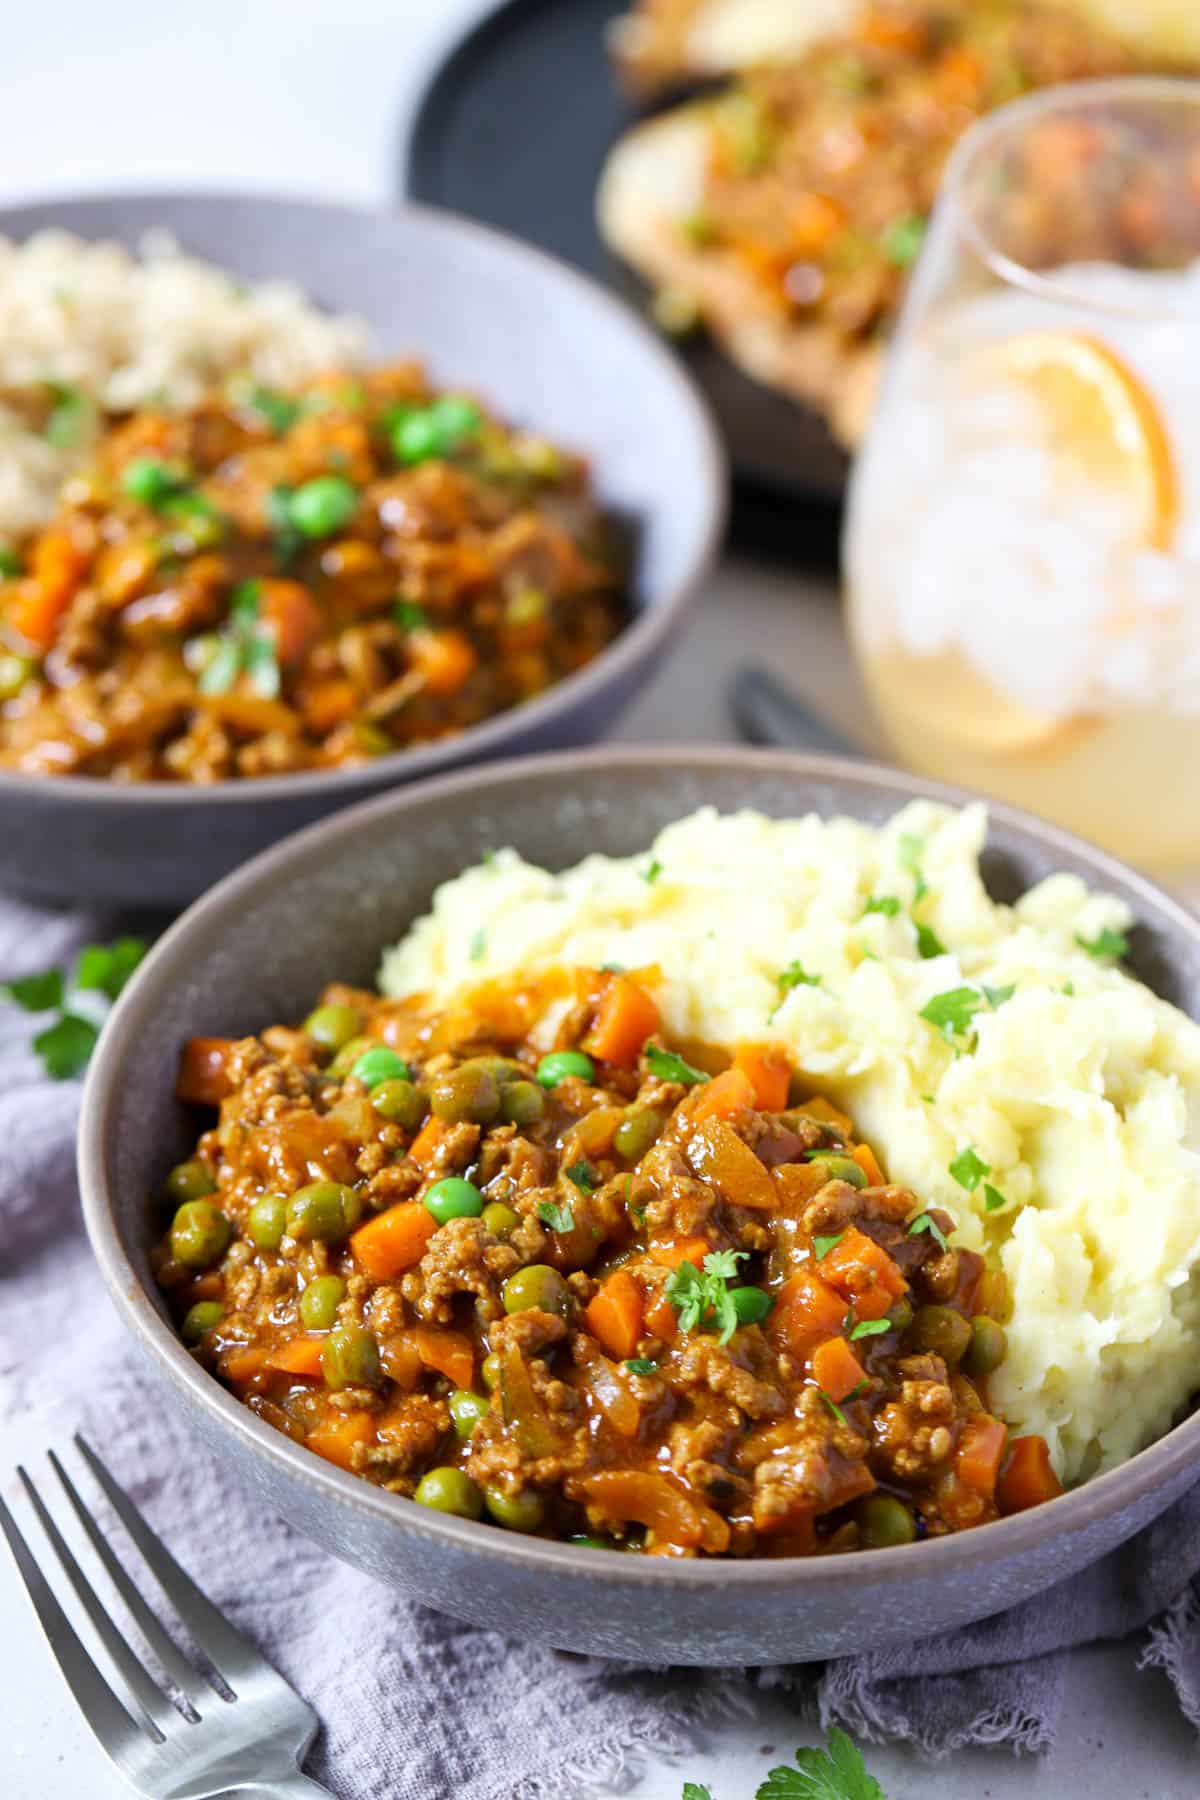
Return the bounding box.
[79,749,1200,1664]
[0,194,723,906]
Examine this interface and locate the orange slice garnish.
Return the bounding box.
[973,329,1178,551]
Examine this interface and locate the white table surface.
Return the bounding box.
[1,4,1196,1797]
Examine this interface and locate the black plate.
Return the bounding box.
[400,0,850,505]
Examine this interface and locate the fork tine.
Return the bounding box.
[20,1465,177,1737]
[75,1434,277,1691]
[48,1450,213,1709]
[0,1491,145,1764]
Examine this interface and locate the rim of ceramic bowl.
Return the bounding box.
[79,745,1200,1591]
[0,188,726,809]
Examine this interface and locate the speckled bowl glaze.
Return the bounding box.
[79,748,1200,1663]
[0,192,723,908]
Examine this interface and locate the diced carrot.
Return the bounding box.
[302,677,359,734]
[644,1290,677,1340]
[997,1435,1064,1514]
[858,6,927,52]
[265,1337,327,1379]
[687,1117,776,1211]
[794,1095,854,1136]
[350,1201,438,1281]
[649,1237,711,1271]
[307,1410,376,1472]
[791,192,844,257]
[409,1326,475,1390]
[810,1335,866,1403]
[956,1414,1009,1497]
[221,1346,270,1386]
[585,1269,644,1361]
[408,1115,452,1170]
[9,531,88,649]
[732,1046,791,1112]
[692,1066,756,1123]
[820,1227,908,1319]
[852,1143,885,1187]
[586,976,661,1069]
[409,627,478,696]
[176,1036,239,1105]
[258,579,323,665]
[768,1268,848,1358]
[935,44,983,104]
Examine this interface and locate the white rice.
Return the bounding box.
[0,229,371,540]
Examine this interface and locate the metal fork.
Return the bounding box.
[0,1434,332,1798]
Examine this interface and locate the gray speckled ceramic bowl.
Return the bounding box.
[0,192,723,908]
[79,748,1200,1663]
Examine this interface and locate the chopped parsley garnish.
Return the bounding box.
[43,381,92,449]
[3,936,147,1079]
[564,1159,598,1192]
[665,1249,748,1345]
[919,985,985,1048]
[819,1390,848,1426]
[914,922,947,960]
[756,1726,887,1799]
[1076,926,1129,962]
[538,1199,576,1231]
[897,831,928,905]
[682,1786,713,1800]
[907,1212,950,1252]
[600,961,626,974]
[625,1358,658,1376]
[265,483,303,566]
[882,212,927,268]
[983,1183,1009,1213]
[849,1316,891,1341]
[812,1233,843,1261]
[641,856,663,885]
[861,895,901,918]
[1062,981,1076,997]
[948,1145,989,1192]
[197,581,279,699]
[468,927,486,962]
[393,598,427,632]
[982,982,1016,1008]
[776,960,823,996]
[0,546,21,578]
[645,1045,708,1086]
[245,385,301,436]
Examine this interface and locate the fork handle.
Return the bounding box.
[232,1776,335,1798]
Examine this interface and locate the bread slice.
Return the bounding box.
[596,105,881,445]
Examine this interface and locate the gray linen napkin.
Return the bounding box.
[3,899,1199,1800]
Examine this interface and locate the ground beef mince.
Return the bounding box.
[0,365,625,779]
[153,967,1064,1555]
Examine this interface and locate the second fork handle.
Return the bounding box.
[233,1774,336,1797]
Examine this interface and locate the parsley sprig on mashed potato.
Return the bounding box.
[381,801,1200,1486]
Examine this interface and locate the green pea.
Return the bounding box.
[857,1493,917,1549]
[730,1285,773,1326]
[322,1324,381,1390]
[484,1486,545,1532]
[288,474,358,538]
[247,1192,287,1250]
[807,1152,868,1188]
[370,1078,425,1127]
[481,1201,520,1239]
[413,1466,484,1519]
[501,1264,570,1318]
[163,1158,216,1207]
[286,1181,362,1244]
[303,1003,363,1054]
[299,1275,345,1331]
[181,1300,223,1344]
[350,1046,410,1089]
[536,1050,594,1089]
[0,651,37,701]
[888,1296,914,1333]
[327,1034,374,1079]
[448,1389,491,1439]
[121,455,184,505]
[962,1316,1008,1380]
[170,1200,232,1270]
[569,1534,611,1551]
[613,1107,663,1162]
[423,1177,484,1225]
[481,1351,503,1392]
[909,1304,972,1366]
[430,1063,501,1124]
[499,1080,545,1127]
[470,1055,522,1084]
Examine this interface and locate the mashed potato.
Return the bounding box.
[381,801,1200,1484]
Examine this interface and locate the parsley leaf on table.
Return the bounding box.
[33,1013,99,1080]
[682,1785,714,1800]
[757,1725,887,1798]
[645,1045,709,1086]
[2,968,65,1012]
[2,936,147,1080]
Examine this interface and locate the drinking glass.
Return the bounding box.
[844,78,1200,872]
